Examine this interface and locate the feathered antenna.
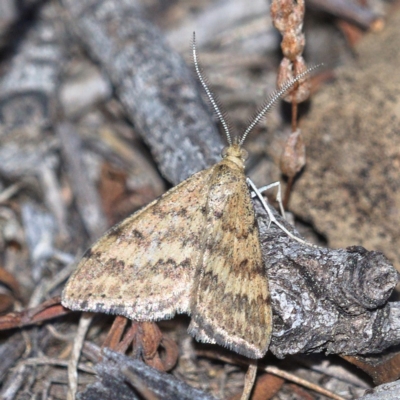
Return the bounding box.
[192,32,233,146]
[193,32,321,148]
[239,64,321,146]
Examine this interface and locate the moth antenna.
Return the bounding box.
[192,32,232,146]
[239,64,322,146]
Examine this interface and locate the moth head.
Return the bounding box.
[221,145,248,165]
[221,144,248,170]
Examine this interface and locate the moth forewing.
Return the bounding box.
[188,152,271,358]
[61,167,215,321]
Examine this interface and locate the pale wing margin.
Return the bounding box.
[62,167,214,321]
[188,164,272,358]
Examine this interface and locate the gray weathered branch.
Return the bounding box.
[255,202,400,358]
[78,346,215,400]
[61,0,223,185]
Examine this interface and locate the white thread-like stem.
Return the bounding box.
[256,181,286,220]
[247,178,318,248]
[192,32,232,145]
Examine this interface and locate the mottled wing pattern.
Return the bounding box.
[188,162,272,359]
[62,167,214,321]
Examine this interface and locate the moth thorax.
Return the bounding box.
[221,144,248,169]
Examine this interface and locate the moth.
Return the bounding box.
[62,36,314,359]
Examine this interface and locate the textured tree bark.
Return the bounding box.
[358,379,400,400]
[61,0,400,358]
[255,201,399,358]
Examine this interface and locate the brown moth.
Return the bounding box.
[62,36,315,359]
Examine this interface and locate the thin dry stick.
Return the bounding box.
[0,182,20,203]
[283,179,293,211]
[263,366,346,400]
[196,350,346,400]
[291,99,298,133]
[21,356,95,374]
[46,324,76,342]
[241,363,258,400]
[67,312,93,400]
[284,97,300,210]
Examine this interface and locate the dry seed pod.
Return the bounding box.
[279,128,306,178]
[271,0,305,34]
[277,56,310,103]
[281,29,305,60]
